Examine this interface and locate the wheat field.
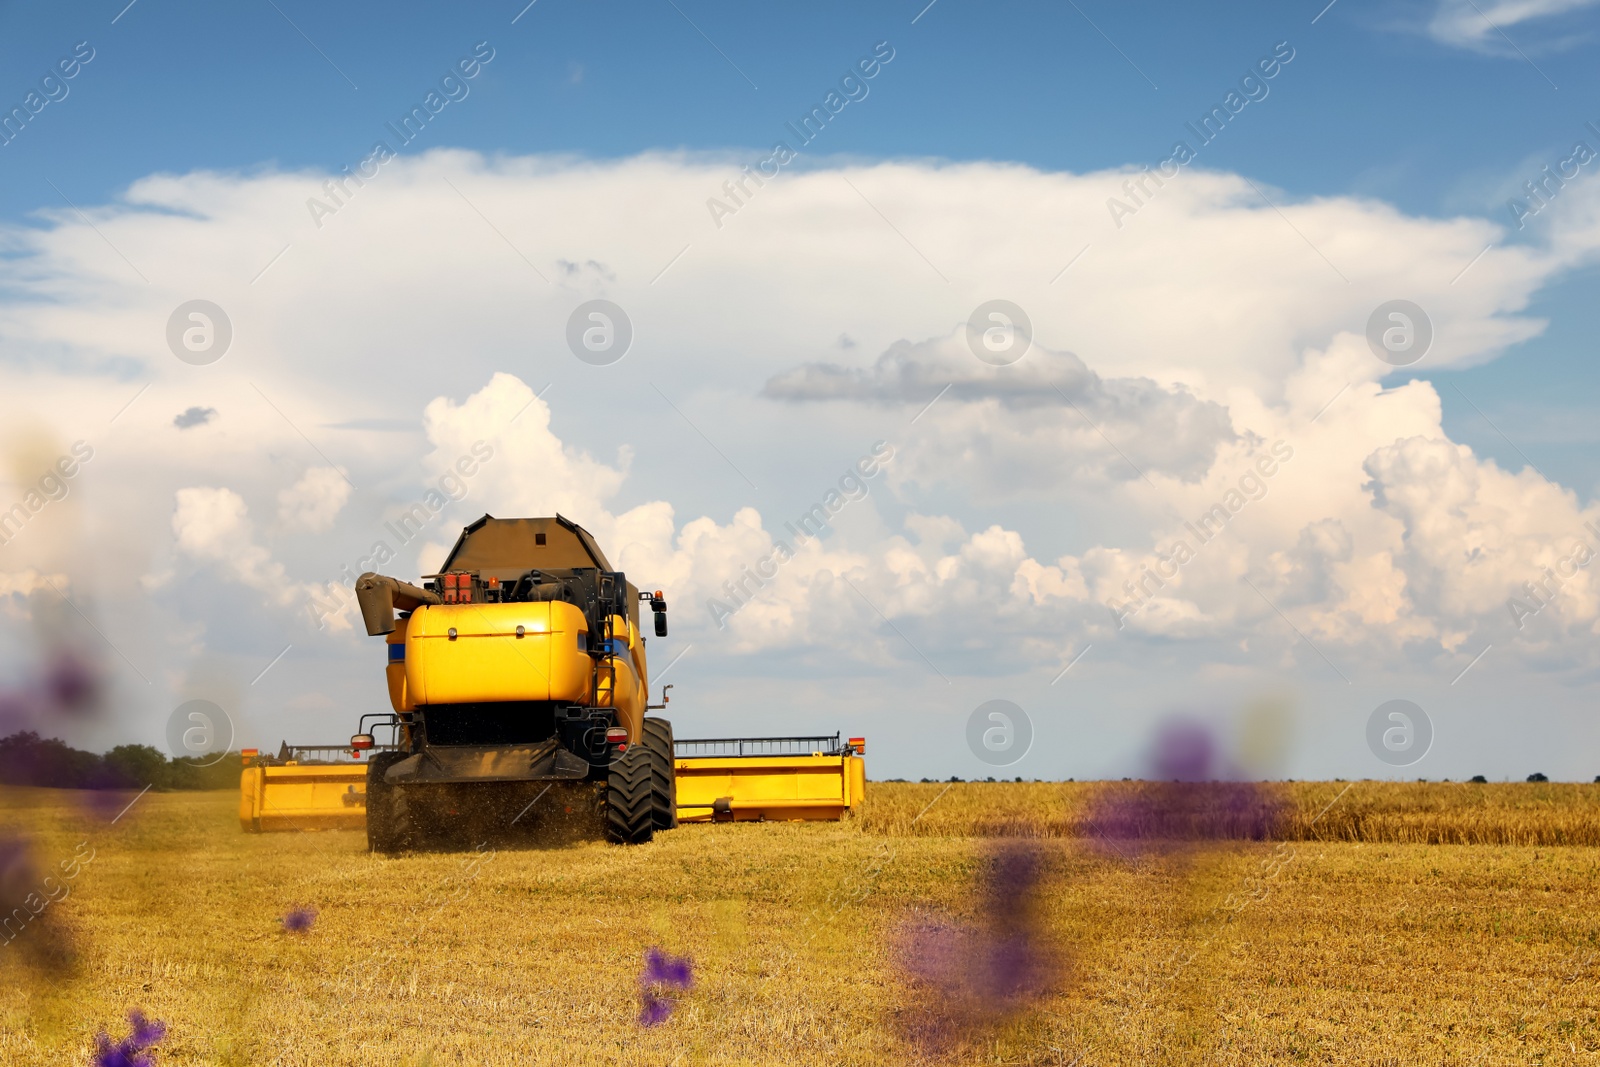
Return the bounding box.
[0,781,1597,1066]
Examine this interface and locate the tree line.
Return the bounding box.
[0,732,239,791]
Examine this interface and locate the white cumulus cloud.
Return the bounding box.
[0,149,1597,772]
[277,467,353,532]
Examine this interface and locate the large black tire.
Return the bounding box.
[605,743,655,845]
[643,717,678,831]
[366,751,415,854]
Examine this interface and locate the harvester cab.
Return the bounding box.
[353,514,676,851]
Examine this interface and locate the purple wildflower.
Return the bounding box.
[43,648,102,716]
[1082,716,1286,859]
[280,906,317,933]
[985,933,1045,1004]
[637,989,674,1027]
[1084,779,1285,858]
[898,920,962,988]
[642,947,693,989]
[636,947,693,1027]
[1151,718,1216,781]
[93,1009,165,1067]
[894,841,1061,1054]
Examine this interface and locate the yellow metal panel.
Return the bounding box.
[846,755,866,809]
[405,601,592,705]
[548,603,594,702]
[673,754,863,822]
[597,664,644,740]
[246,763,369,832]
[239,767,261,830]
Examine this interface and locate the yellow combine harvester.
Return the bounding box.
[238,515,865,849]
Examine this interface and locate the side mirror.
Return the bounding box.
[648,589,667,636]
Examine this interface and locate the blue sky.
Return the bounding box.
[2,0,1599,780]
[3,1,1595,216]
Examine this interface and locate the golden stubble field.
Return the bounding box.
[0,781,1597,1066]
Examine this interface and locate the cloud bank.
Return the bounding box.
[1,149,1598,774]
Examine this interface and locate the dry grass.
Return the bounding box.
[0,782,1595,1066]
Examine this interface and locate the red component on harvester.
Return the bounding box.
[849,737,866,754]
[442,571,477,604]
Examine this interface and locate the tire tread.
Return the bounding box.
[366,751,416,854]
[643,717,678,831]
[605,744,655,845]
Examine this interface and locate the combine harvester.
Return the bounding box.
[240,515,864,848]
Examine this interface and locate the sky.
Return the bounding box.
[1,0,1598,781]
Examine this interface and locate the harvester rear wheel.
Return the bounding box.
[605,743,654,845]
[643,717,678,830]
[366,751,416,854]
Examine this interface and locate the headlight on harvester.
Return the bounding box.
[350,733,374,751]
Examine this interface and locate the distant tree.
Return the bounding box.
[102,745,172,789]
[1470,775,1488,783]
[0,732,238,791]
[1527,772,1549,782]
[0,731,99,787]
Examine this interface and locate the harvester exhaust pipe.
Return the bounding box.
[355,572,442,636]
